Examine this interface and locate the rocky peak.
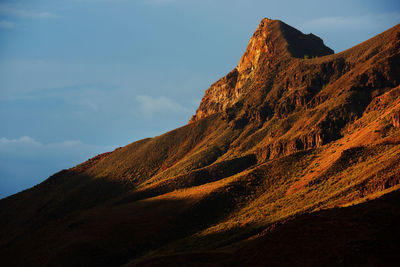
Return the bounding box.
[237,18,333,73]
[236,18,275,73]
[189,18,334,123]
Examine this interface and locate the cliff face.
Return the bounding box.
[189,18,334,123]
[1,19,400,267]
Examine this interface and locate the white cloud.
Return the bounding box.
[0,4,58,19]
[0,136,41,146]
[299,12,400,31]
[0,20,14,28]
[0,136,114,157]
[0,136,116,198]
[136,95,188,116]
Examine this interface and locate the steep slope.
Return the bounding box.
[0,19,400,267]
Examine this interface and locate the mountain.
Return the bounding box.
[1,18,400,266]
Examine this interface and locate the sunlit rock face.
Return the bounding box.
[189,18,333,124]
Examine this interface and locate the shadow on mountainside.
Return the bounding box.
[128,188,400,267]
[0,168,256,266]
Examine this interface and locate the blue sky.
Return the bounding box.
[1,0,399,198]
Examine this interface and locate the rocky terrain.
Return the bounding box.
[1,18,399,266]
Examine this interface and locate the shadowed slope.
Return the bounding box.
[127,188,400,267]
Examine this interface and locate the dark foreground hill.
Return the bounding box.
[1,18,400,266]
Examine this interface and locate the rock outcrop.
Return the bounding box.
[189,18,333,123]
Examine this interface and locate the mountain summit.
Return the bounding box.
[1,19,400,266]
[237,18,333,71]
[189,18,333,123]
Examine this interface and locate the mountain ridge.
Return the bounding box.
[1,19,400,266]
